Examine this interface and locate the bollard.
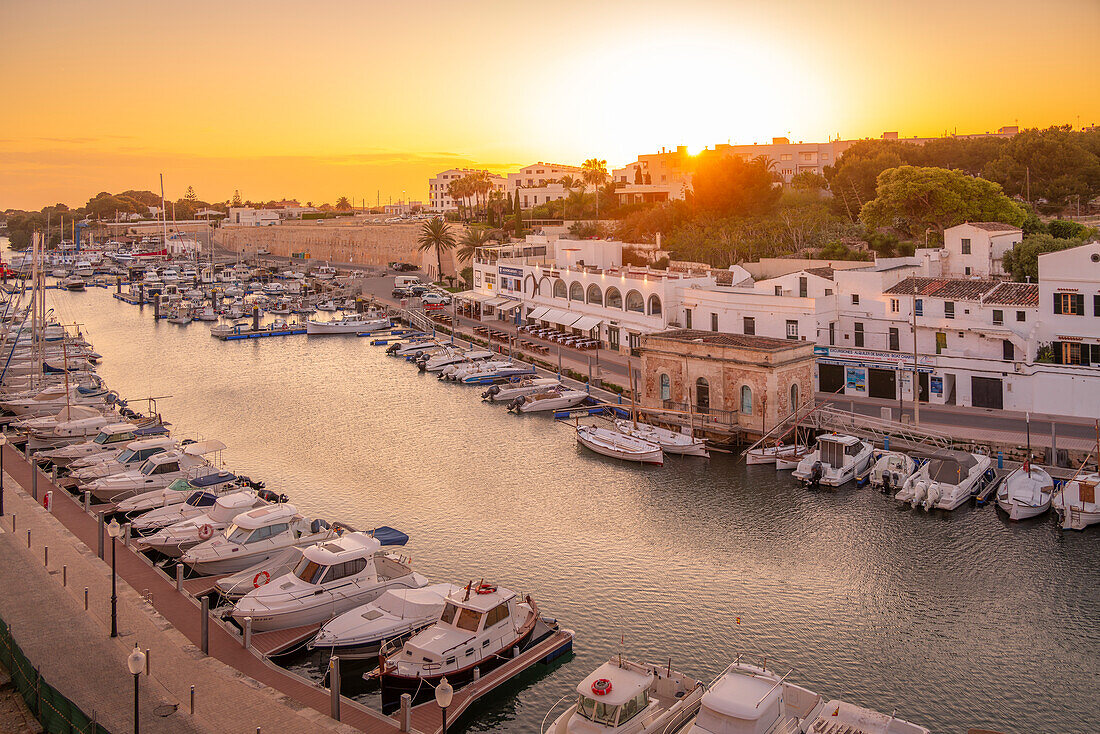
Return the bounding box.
[84,587,89,611]
[176,564,184,592]
[123,523,131,548]
[51,465,57,482]
[997,451,1004,469]
[97,511,105,559]
[399,693,412,732]
[62,565,67,586]
[189,685,194,715]
[26,529,31,548]
[200,597,209,654]
[473,666,480,681]
[145,649,150,676]
[154,297,161,320]
[84,491,90,512]
[43,546,48,567]
[329,656,341,721]
[243,617,252,650]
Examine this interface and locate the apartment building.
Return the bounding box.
[941,222,1023,278]
[427,168,505,212]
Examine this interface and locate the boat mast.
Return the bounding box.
[1024,413,1031,472]
[160,173,169,257]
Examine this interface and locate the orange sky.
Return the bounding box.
[2,0,1098,211]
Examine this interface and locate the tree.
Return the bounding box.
[689,153,782,218]
[184,186,197,202]
[1002,233,1088,282]
[416,217,457,283]
[582,158,608,220]
[231,190,243,207]
[859,166,1027,239]
[790,171,828,192]
[634,167,643,185]
[983,126,1100,210]
[335,196,351,211]
[456,226,494,262]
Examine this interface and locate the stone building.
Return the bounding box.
[638,329,816,437]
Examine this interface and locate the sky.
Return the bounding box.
[1,0,1098,211]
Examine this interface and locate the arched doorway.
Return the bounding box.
[695,377,710,413]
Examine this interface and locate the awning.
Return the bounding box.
[571,315,603,332]
[497,300,523,312]
[454,290,494,303]
[539,308,567,324]
[483,297,509,308]
[527,306,549,321]
[548,310,583,328]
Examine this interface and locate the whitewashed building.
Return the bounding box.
[224,208,279,226]
[427,169,505,212]
[941,222,1023,278]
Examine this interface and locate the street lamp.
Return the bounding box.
[127,645,146,734]
[0,432,7,517]
[107,518,124,637]
[435,676,453,734]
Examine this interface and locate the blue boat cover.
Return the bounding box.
[191,471,236,487]
[134,425,169,436]
[371,526,410,546]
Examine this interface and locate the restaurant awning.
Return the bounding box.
[483,296,509,308]
[497,299,523,312]
[527,306,550,321]
[548,311,583,328]
[454,290,494,303]
[571,315,603,332]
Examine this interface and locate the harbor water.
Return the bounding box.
[40,285,1100,733]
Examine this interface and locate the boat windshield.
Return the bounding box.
[576,696,618,726]
[140,461,159,476]
[440,602,458,625]
[455,608,482,632]
[225,524,251,544]
[116,448,136,462]
[292,557,328,584]
[185,492,216,507]
[167,479,192,493]
[93,432,110,445]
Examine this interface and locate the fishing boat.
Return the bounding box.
[774,446,811,471]
[894,450,992,510]
[869,451,918,493]
[745,443,806,466]
[139,491,272,557]
[509,386,589,413]
[545,657,704,734]
[306,313,390,335]
[791,434,874,488]
[576,425,663,465]
[231,532,422,632]
[481,377,560,402]
[996,463,1054,520]
[69,436,177,479]
[614,419,709,458]
[1053,473,1100,531]
[309,583,462,660]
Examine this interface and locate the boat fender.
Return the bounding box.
[197,524,214,541]
[253,570,270,588]
[591,679,612,696]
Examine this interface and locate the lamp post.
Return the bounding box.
[108,518,124,637]
[0,433,7,517]
[435,676,453,734]
[127,645,146,734]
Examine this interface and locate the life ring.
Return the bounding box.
[476,583,497,595]
[197,524,214,541]
[591,678,612,696]
[253,570,270,588]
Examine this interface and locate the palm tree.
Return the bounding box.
[417,217,457,284]
[446,180,464,220]
[581,158,608,220]
[456,226,493,263]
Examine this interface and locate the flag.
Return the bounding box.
[735,617,741,625]
[832,707,840,717]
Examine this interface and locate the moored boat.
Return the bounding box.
[792,434,874,488]
[614,419,709,458]
[576,425,663,465]
[1053,473,1100,530]
[997,463,1054,520]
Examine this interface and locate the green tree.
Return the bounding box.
[231,190,243,207]
[633,167,643,185]
[456,226,494,262]
[335,196,351,210]
[1002,233,1088,281]
[184,186,197,202]
[790,171,828,192]
[982,126,1100,210]
[416,217,457,284]
[859,166,1027,239]
[689,153,782,218]
[581,158,608,220]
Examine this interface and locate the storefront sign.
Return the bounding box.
[816,346,934,370]
[845,367,866,391]
[930,376,943,395]
[498,266,524,277]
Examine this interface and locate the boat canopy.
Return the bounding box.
[578,661,653,707]
[183,439,227,456]
[369,526,410,547]
[234,503,299,530]
[375,584,461,619]
[303,533,382,564]
[191,471,236,487]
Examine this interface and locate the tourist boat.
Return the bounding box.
[681,659,928,734]
[378,582,541,694]
[139,491,272,557]
[792,434,874,488]
[481,377,560,402]
[895,450,992,510]
[869,451,918,493]
[83,440,227,502]
[231,532,423,632]
[37,423,167,467]
[60,274,86,291]
[306,313,390,335]
[614,419,710,458]
[309,583,462,660]
[1053,473,1100,531]
[746,443,806,466]
[418,347,493,373]
[997,463,1055,520]
[576,425,663,465]
[509,386,589,413]
[69,436,177,478]
[180,503,341,576]
[545,657,704,734]
[116,471,249,517]
[774,446,811,471]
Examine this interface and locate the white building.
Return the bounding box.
[505,162,584,195]
[427,169,505,212]
[224,207,280,226]
[941,222,1023,278]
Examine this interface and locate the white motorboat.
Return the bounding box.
[481,377,560,402]
[231,532,425,631]
[139,491,272,557]
[12,404,104,434]
[314,265,337,281]
[746,443,806,466]
[60,274,86,291]
[83,440,226,502]
[509,386,588,413]
[1053,473,1100,531]
[25,413,114,451]
[388,339,441,358]
[614,419,709,458]
[73,260,94,278]
[439,358,506,381]
[69,436,177,478]
[214,547,305,601]
[193,305,219,322]
[310,583,462,659]
[997,463,1054,520]
[869,451,918,493]
[1,378,111,416]
[460,363,537,385]
[546,657,704,734]
[895,450,992,510]
[37,423,167,467]
[792,434,874,488]
[116,471,247,518]
[683,660,927,734]
[306,313,390,335]
[130,486,244,532]
[418,347,493,373]
[315,300,339,312]
[577,425,663,465]
[180,503,340,576]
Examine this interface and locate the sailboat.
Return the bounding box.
[997,415,1054,520]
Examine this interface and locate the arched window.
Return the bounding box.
[740,385,753,415]
[659,374,670,401]
[648,294,662,315]
[605,287,623,309]
[552,279,567,299]
[696,378,710,413]
[538,276,551,295]
[790,383,799,411]
[569,282,584,302]
[586,284,603,305]
[625,290,644,313]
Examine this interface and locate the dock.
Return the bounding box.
[251,623,324,657]
[216,327,308,340]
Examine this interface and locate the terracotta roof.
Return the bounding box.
[803,267,835,279]
[883,276,999,301]
[646,329,806,352]
[984,281,1039,306]
[966,221,1022,232]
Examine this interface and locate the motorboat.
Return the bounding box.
[210,321,250,338]
[130,484,275,532]
[459,363,537,385]
[895,450,992,510]
[418,347,493,373]
[314,265,337,280]
[614,419,709,458]
[83,440,226,502]
[12,405,105,434]
[774,447,811,471]
[792,434,874,488]
[682,659,928,734]
[546,657,704,734]
[180,503,341,576]
[231,532,423,632]
[0,378,111,416]
[139,491,273,557]
[1053,473,1100,531]
[116,471,248,517]
[309,583,462,660]
[193,306,219,322]
[37,423,168,467]
[69,436,177,478]
[509,386,588,413]
[60,274,86,291]
[316,300,339,312]
[25,413,114,450]
[215,547,305,601]
[746,443,807,466]
[439,357,505,381]
[869,451,918,493]
[388,339,441,358]
[997,463,1054,520]
[481,377,560,402]
[576,425,663,465]
[306,313,390,335]
[263,281,286,296]
[73,260,94,278]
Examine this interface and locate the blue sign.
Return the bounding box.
[498,266,524,277]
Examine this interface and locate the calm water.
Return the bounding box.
[40,285,1100,733]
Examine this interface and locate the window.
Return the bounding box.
[774,285,782,296]
[915,298,923,316]
[854,322,865,347]
[648,295,662,315]
[485,603,510,628]
[825,288,833,296]
[293,558,326,584]
[659,374,670,401]
[993,309,1003,325]
[961,238,971,255]
[619,692,650,725]
[625,290,644,313]
[790,384,799,410]
[889,327,899,351]
[1054,293,1085,315]
[326,558,368,582]
[569,282,584,301]
[799,277,808,298]
[936,332,947,354]
[851,294,860,305]
[780,154,792,161]
[964,267,972,276]
[1060,342,1084,365]
[786,320,798,339]
[455,608,483,632]
[800,152,813,161]
[710,313,718,332]
[1003,339,1014,361]
[605,287,622,309]
[744,317,755,335]
[740,385,752,415]
[684,310,692,329]
[1095,295,1100,316]
[440,603,457,625]
[1016,310,1026,322]
[945,301,955,319]
[696,378,710,413]
[829,322,836,346]
[890,299,899,313]
[552,279,566,299]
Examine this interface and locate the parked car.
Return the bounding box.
[421,292,448,306]
[392,287,413,298]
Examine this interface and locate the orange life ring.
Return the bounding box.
[476,583,496,595]
[591,678,612,696]
[197,524,214,541]
[253,570,270,588]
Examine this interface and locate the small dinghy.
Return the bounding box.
[577,425,663,465]
[997,463,1054,520]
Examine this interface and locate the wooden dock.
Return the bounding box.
[217,327,307,340]
[251,623,323,656]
